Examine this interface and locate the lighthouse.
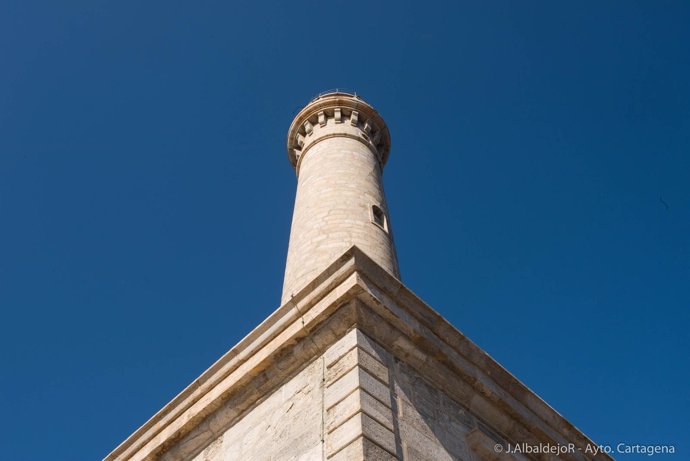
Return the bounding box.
[105,93,612,461]
[283,92,399,304]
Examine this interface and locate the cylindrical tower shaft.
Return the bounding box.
[282,92,399,304]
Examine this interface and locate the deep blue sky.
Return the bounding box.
[1,2,688,460]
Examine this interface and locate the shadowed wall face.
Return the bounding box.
[282,94,399,304]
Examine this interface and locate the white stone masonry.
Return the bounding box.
[282,93,400,304]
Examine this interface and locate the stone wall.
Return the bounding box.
[181,328,521,461]
[392,356,528,461]
[189,356,324,461]
[107,249,608,461]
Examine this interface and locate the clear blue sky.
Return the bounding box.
[1,1,688,460]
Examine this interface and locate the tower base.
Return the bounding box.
[105,247,610,461]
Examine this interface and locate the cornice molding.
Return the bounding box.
[286,93,391,173]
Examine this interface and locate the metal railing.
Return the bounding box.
[310,88,359,102]
[289,89,361,117]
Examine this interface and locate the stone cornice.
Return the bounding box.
[104,247,612,461]
[286,92,391,174]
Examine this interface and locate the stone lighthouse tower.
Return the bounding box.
[105,93,612,461]
[283,92,399,304]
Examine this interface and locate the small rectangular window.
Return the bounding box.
[371,205,388,232]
